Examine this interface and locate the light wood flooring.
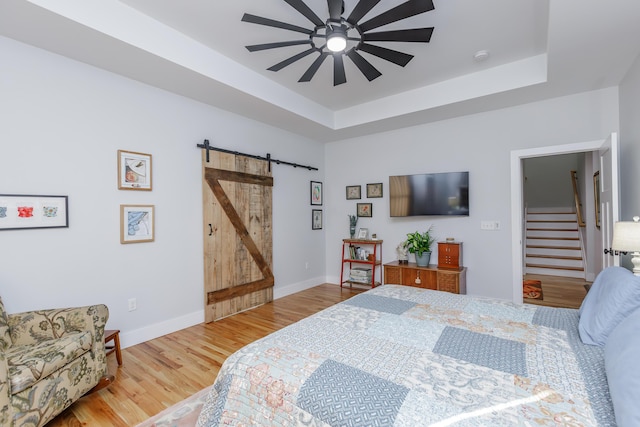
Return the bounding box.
[47,279,584,425]
[47,284,363,427]
[523,273,589,309]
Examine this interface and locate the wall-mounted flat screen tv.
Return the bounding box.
[389,171,469,217]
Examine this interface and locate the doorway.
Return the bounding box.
[510,135,618,304]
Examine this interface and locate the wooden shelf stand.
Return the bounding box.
[340,239,383,288]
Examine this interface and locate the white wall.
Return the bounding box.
[325,88,619,300]
[619,52,640,270]
[523,153,580,208]
[0,37,326,348]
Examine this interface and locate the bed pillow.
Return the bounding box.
[578,266,640,346]
[605,306,640,426]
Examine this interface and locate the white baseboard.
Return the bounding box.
[120,277,329,349]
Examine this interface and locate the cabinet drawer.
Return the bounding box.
[437,271,459,293]
[384,266,402,285]
[402,268,436,289]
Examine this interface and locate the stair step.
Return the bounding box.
[527,244,580,250]
[526,263,584,271]
[525,266,586,279]
[527,230,579,238]
[527,220,576,223]
[527,228,578,232]
[527,237,579,241]
[526,254,582,261]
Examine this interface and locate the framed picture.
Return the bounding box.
[310,181,322,205]
[0,194,68,230]
[593,171,601,229]
[357,227,369,239]
[346,185,361,200]
[366,183,383,198]
[118,150,152,191]
[357,202,372,217]
[120,204,154,243]
[312,209,322,230]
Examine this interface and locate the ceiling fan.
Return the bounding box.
[242,0,435,86]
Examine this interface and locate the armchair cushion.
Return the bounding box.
[7,330,92,394]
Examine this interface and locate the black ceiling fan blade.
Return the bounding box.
[347,0,382,25]
[346,50,382,81]
[363,28,434,43]
[359,0,435,33]
[284,0,324,26]
[358,43,414,67]
[242,13,312,35]
[246,40,311,52]
[328,0,343,20]
[267,48,317,71]
[333,54,347,86]
[299,53,329,82]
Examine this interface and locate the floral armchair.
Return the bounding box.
[0,297,109,427]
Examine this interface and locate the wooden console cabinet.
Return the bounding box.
[383,261,466,294]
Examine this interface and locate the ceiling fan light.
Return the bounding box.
[326,26,347,52]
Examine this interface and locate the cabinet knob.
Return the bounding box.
[415,271,421,285]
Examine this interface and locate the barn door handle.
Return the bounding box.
[209,224,213,236]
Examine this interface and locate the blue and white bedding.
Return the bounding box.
[197,285,615,426]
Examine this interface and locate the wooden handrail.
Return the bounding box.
[570,170,586,227]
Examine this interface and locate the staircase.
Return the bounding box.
[525,207,585,278]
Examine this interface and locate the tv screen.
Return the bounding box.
[389,172,469,217]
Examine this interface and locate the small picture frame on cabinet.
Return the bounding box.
[346,185,361,200]
[366,183,383,198]
[357,228,368,239]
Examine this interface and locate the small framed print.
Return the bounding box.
[120,204,154,243]
[346,185,361,200]
[310,181,322,205]
[366,183,383,198]
[118,150,152,191]
[357,228,369,239]
[312,209,322,230]
[0,194,68,230]
[357,202,372,217]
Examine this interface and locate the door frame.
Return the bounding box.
[510,139,604,304]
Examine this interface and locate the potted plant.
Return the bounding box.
[405,226,436,267]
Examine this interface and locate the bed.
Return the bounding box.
[197,267,640,426]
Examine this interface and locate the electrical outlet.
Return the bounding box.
[305,261,309,270]
[481,220,500,230]
[128,298,137,311]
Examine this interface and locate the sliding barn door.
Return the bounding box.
[202,151,274,322]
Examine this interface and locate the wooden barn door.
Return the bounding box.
[202,151,274,322]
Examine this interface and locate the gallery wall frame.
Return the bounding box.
[346,185,361,200]
[366,183,383,198]
[593,171,601,229]
[118,150,152,191]
[120,204,155,243]
[0,194,69,230]
[310,181,322,205]
[312,209,322,230]
[357,202,372,217]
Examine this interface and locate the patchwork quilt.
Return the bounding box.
[197,285,615,426]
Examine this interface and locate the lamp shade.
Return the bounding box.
[612,216,640,252]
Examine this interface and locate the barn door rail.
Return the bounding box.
[197,139,318,171]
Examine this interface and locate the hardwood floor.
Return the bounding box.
[523,273,589,308]
[47,278,585,426]
[48,284,364,427]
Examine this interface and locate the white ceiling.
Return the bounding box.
[1,0,640,142]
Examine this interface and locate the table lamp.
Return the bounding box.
[612,216,640,276]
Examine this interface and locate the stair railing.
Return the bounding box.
[570,170,586,227]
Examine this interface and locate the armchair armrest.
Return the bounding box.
[7,304,109,351]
